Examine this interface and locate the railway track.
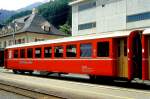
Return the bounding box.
[0,83,62,99]
[0,71,150,99]
[29,73,150,91]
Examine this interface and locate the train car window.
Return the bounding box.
[35,48,41,58]
[97,42,109,57]
[80,43,92,57]
[27,48,33,58]
[66,45,77,57]
[14,50,18,58]
[54,46,63,58]
[8,50,12,59]
[20,49,25,58]
[44,47,52,58]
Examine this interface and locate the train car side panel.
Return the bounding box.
[6,59,114,76]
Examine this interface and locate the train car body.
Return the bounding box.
[4,29,150,81]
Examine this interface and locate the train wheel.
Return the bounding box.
[29,71,33,75]
[58,73,61,77]
[20,71,25,74]
[89,75,97,81]
[12,70,18,74]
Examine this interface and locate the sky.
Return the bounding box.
[0,0,49,11]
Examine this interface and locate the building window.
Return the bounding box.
[14,50,18,58]
[35,38,44,42]
[22,38,25,43]
[78,1,96,11]
[44,47,52,58]
[27,48,33,58]
[20,49,25,58]
[66,45,77,57]
[54,46,63,58]
[18,39,21,44]
[8,40,13,46]
[127,12,150,22]
[80,43,92,57]
[35,48,41,58]
[97,42,109,57]
[0,42,1,48]
[4,41,7,48]
[78,22,96,30]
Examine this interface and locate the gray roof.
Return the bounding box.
[15,13,67,36]
[1,13,67,37]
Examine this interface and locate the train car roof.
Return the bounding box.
[6,29,150,49]
[143,28,150,34]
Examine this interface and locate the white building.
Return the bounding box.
[69,0,150,36]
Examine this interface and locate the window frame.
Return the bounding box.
[27,48,33,58]
[20,49,25,58]
[66,44,77,58]
[78,22,96,30]
[127,12,150,22]
[97,41,110,57]
[13,49,19,58]
[35,47,42,58]
[54,46,64,58]
[44,46,52,58]
[78,1,96,11]
[80,43,93,58]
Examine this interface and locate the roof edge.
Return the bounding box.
[69,0,86,5]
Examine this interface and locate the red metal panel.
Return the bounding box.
[7,59,115,76]
[41,47,44,59]
[63,45,66,58]
[142,35,149,80]
[128,36,132,80]
[111,39,117,76]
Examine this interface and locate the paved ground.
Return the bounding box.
[0,67,150,99]
[0,90,30,99]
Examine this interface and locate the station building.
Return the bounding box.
[0,9,67,49]
[69,0,150,36]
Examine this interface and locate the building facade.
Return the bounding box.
[70,0,150,36]
[0,9,67,48]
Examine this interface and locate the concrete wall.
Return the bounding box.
[96,0,126,33]
[126,0,150,29]
[71,0,150,36]
[72,5,79,36]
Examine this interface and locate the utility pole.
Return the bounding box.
[13,22,17,45]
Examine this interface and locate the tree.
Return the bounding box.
[38,0,71,28]
[5,0,72,32]
[59,23,71,35]
[5,10,32,24]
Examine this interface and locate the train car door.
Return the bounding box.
[128,31,142,79]
[117,38,128,78]
[148,38,150,79]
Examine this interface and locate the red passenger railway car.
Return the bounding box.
[4,29,150,81]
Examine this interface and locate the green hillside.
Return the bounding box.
[5,0,71,34]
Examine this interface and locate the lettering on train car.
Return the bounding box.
[19,61,33,64]
[81,65,93,73]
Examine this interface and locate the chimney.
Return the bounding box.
[32,8,38,15]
